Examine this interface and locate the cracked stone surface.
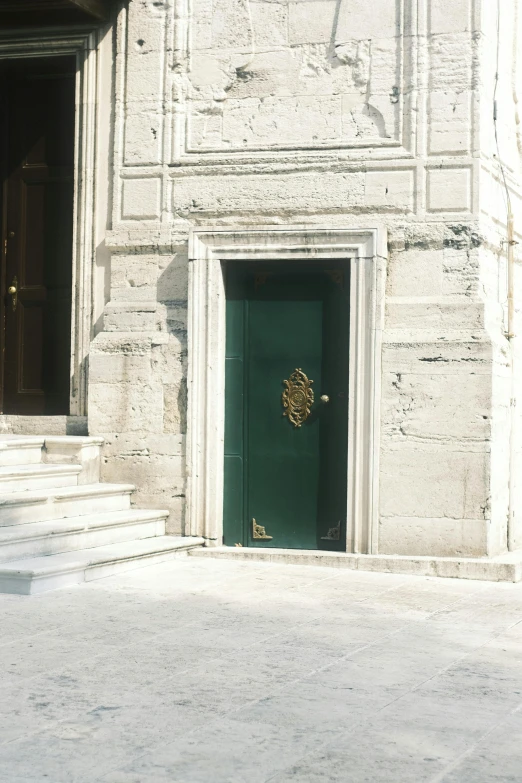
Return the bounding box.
[1,557,521,782]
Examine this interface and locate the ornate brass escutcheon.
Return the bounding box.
[252,519,273,541]
[282,368,314,427]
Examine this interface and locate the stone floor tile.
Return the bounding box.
[98,716,326,783]
[0,560,521,782]
[268,729,462,783]
[435,708,522,782]
[0,703,206,783]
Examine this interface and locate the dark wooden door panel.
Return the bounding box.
[20,304,44,392]
[1,56,75,414]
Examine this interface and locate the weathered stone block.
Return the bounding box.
[89,354,152,385]
[429,0,471,35]
[381,341,492,376]
[429,34,473,91]
[336,0,399,38]
[442,248,480,296]
[157,255,189,303]
[288,1,337,44]
[222,95,343,147]
[163,382,187,435]
[384,301,485,331]
[381,371,491,442]
[387,248,443,297]
[104,303,159,332]
[428,91,471,155]
[89,383,164,433]
[364,170,414,212]
[379,517,488,557]
[250,1,288,47]
[173,172,366,215]
[380,444,489,520]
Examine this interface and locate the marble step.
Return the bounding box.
[189,547,522,583]
[0,483,134,527]
[0,463,81,493]
[0,508,169,561]
[0,436,44,467]
[0,536,206,594]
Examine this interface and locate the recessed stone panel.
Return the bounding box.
[426,168,472,213]
[181,0,408,154]
[428,91,472,155]
[429,0,471,35]
[121,178,162,221]
[123,1,165,165]
[364,169,415,212]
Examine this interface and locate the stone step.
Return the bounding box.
[43,436,104,485]
[0,509,169,561]
[189,547,522,583]
[0,536,205,594]
[0,483,134,527]
[0,463,81,493]
[0,436,44,467]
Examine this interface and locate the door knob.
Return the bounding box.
[320,394,330,403]
[7,276,17,311]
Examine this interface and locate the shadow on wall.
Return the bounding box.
[157,252,189,436]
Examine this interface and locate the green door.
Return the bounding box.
[224,264,350,550]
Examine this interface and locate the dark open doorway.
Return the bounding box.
[0,56,75,415]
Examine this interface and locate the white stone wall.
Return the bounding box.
[88,0,522,554]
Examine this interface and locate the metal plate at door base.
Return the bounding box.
[252,519,273,541]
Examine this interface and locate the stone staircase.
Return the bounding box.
[0,435,203,594]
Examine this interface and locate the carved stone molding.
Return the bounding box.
[186,225,387,553]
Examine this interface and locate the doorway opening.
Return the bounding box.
[0,56,75,415]
[223,261,351,550]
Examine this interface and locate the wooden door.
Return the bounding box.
[0,56,75,415]
[223,264,350,550]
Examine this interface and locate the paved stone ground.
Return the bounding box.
[1,557,522,783]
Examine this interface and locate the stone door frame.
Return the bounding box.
[0,26,101,417]
[187,226,387,554]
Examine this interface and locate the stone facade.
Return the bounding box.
[84,0,522,557]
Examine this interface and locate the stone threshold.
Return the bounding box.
[189,547,522,583]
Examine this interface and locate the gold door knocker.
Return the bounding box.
[252,519,272,540]
[282,368,314,427]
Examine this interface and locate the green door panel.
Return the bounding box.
[247,297,323,548]
[223,295,245,546]
[223,264,350,550]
